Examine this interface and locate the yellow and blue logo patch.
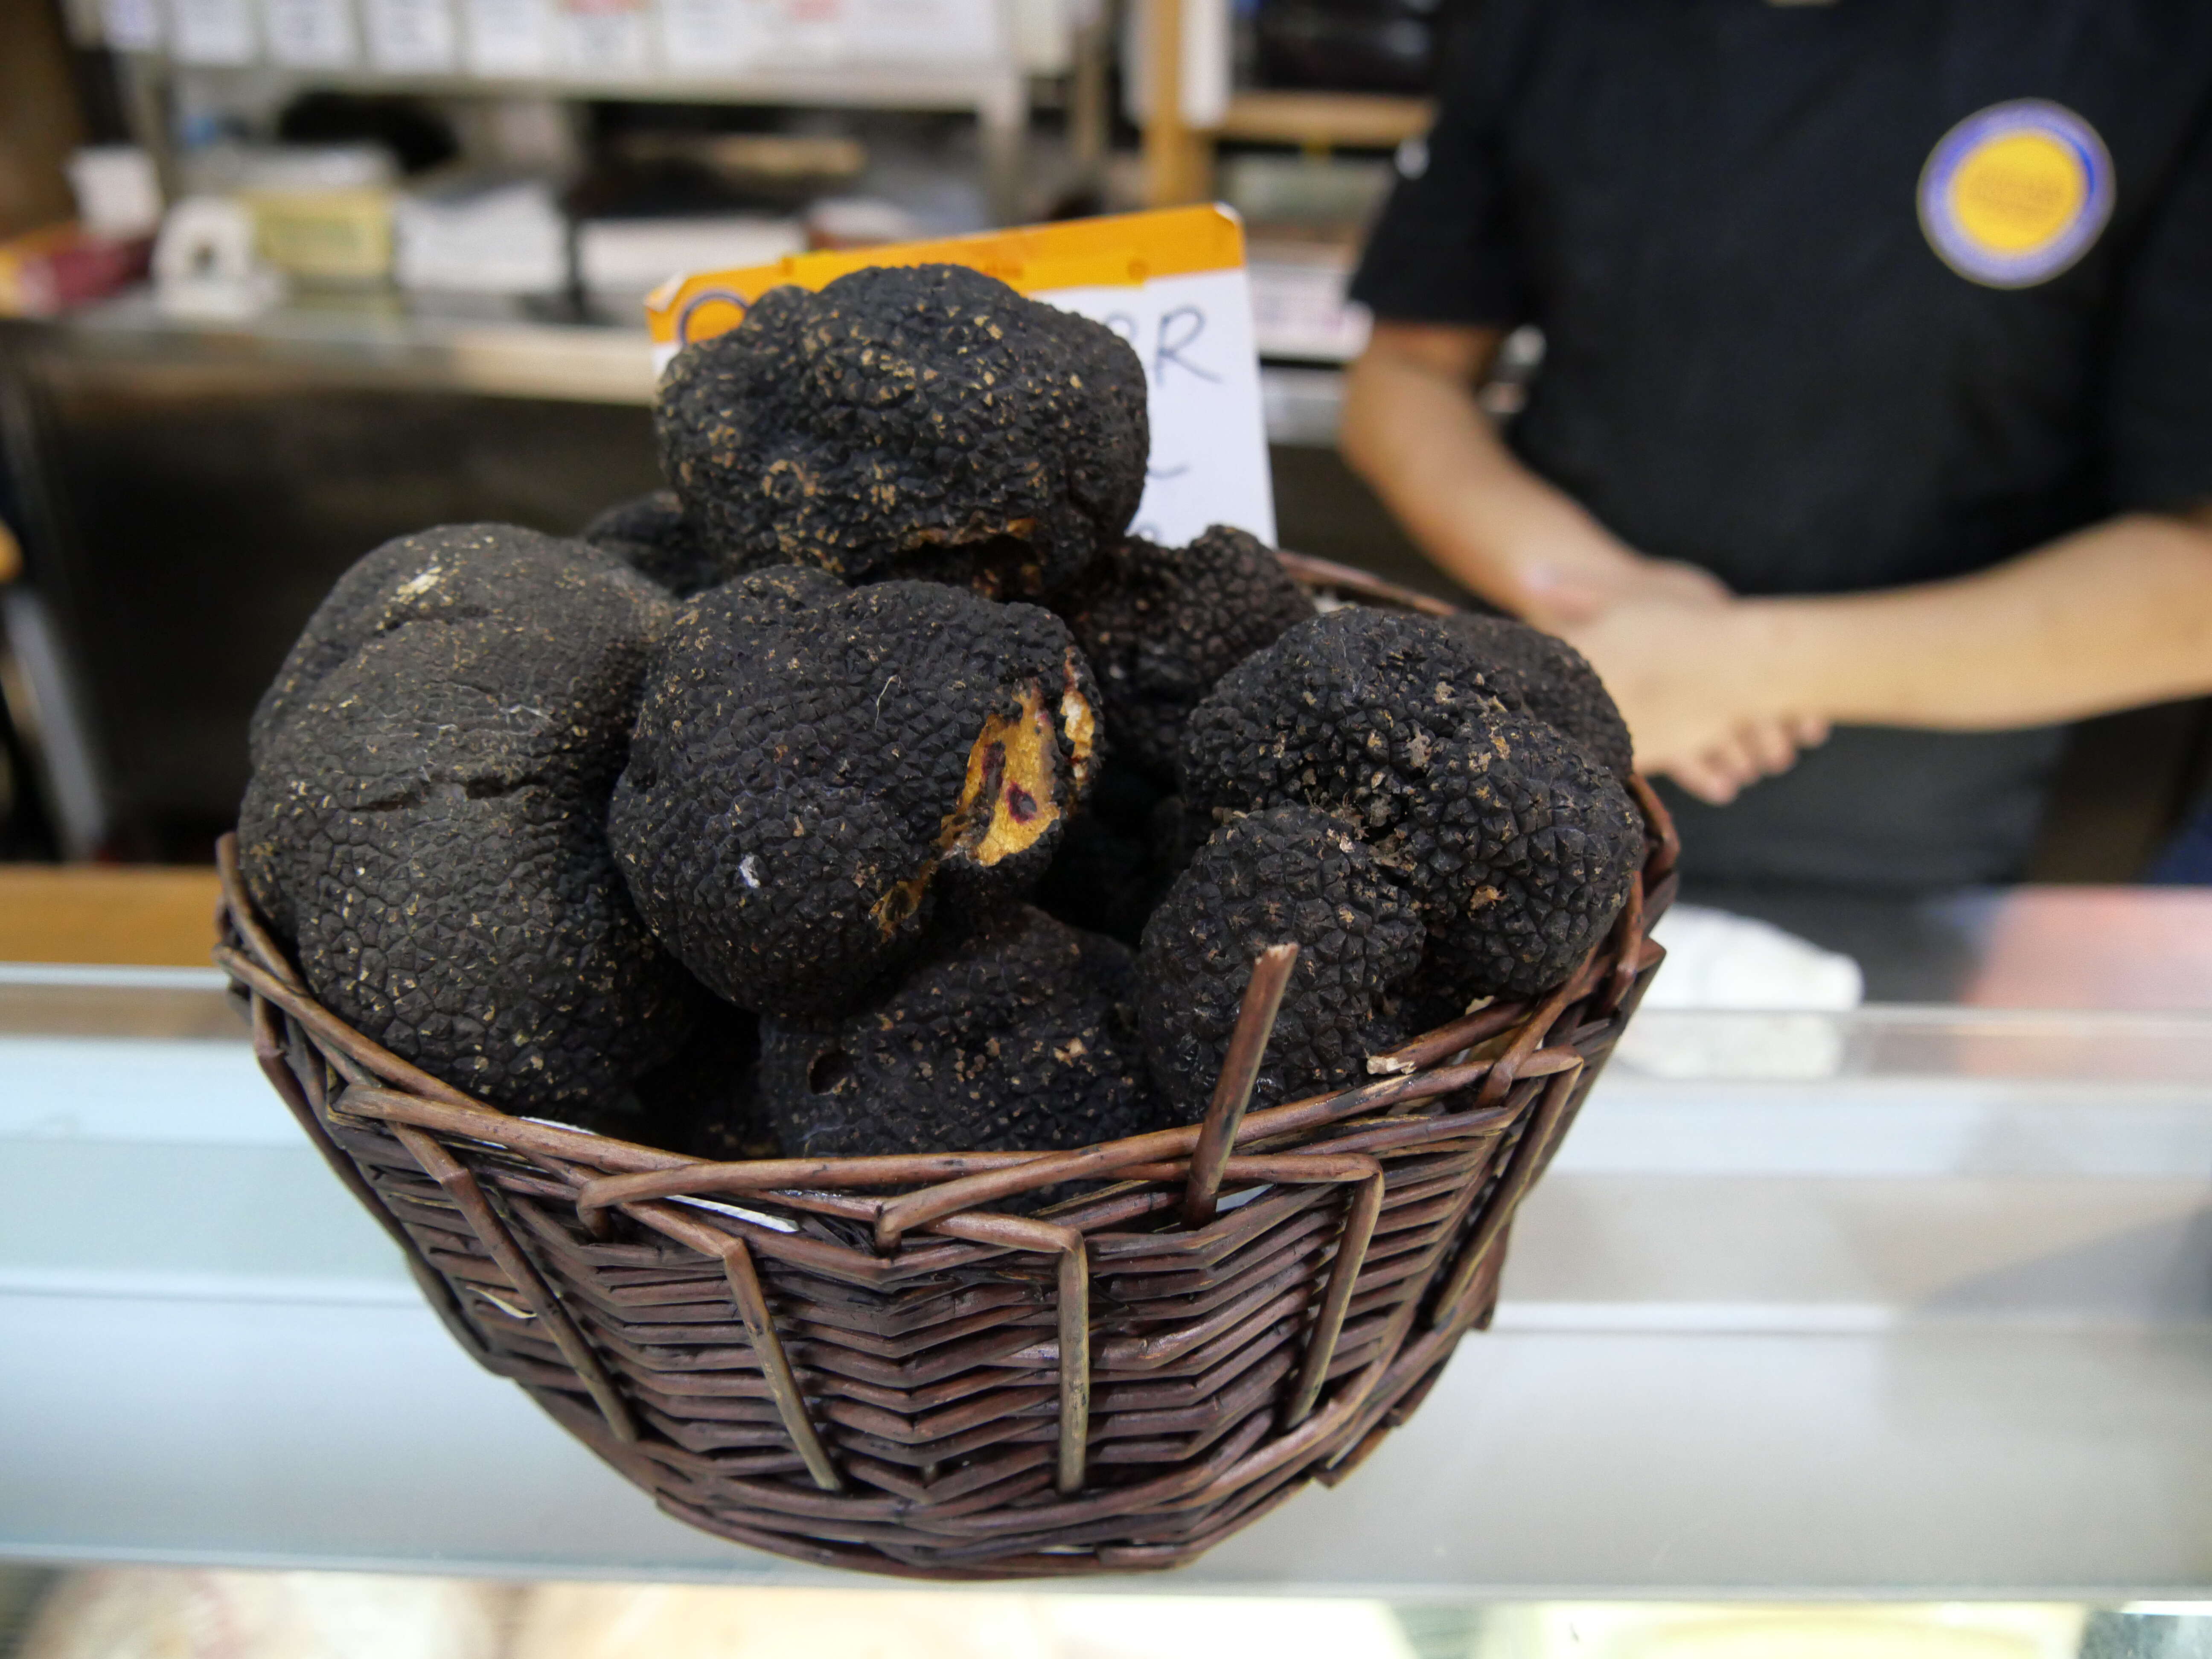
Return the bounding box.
[1918,100,2114,288]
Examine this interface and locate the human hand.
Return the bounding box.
[1559,599,1829,805]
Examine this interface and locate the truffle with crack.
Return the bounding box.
[610,567,1100,1015]
[657,263,1148,596]
[1180,607,1643,1006]
[249,522,669,768]
[1048,525,1315,780]
[1441,612,1635,780]
[760,905,1165,1156]
[1139,806,1425,1118]
[239,531,701,1115]
[581,489,730,597]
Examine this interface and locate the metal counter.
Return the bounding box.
[5,968,2209,1598]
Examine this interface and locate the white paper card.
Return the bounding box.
[264,0,359,65]
[364,0,457,68]
[172,0,257,62]
[99,0,163,51]
[1041,268,1275,547]
[461,0,549,70]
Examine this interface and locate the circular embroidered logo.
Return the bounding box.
[1918,100,2114,288]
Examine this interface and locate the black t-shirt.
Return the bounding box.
[1351,0,2212,889]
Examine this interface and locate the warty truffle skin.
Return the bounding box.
[1139,806,1424,1119]
[760,906,1166,1157]
[1441,612,1635,780]
[1048,525,1316,781]
[249,523,671,770]
[1179,607,1644,1006]
[580,489,731,597]
[655,263,1150,597]
[239,540,701,1115]
[609,568,1102,1016]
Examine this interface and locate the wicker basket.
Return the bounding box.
[213,556,1677,1580]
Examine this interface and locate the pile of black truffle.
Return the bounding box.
[239,262,1644,1163]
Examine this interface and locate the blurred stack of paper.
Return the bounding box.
[576,214,803,321]
[396,177,569,296]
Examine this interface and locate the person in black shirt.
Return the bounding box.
[1343,0,2212,891]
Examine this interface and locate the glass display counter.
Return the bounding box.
[5,963,2210,1602]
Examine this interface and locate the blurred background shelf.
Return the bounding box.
[1215,89,1431,148]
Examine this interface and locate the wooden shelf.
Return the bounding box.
[0,866,222,968]
[1212,91,1434,149]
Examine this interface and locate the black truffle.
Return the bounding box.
[1139,806,1424,1119]
[760,906,1165,1157]
[656,263,1149,597]
[1048,525,1316,780]
[609,568,1101,1015]
[1179,607,1643,1005]
[580,489,728,597]
[239,530,701,1115]
[1441,612,1635,780]
[249,523,669,769]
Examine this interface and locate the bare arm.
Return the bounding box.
[1563,506,2212,774]
[1340,321,1728,623]
[1340,321,1811,800]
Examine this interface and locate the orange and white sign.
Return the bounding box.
[645,205,1276,548]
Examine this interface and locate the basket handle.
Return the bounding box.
[1182,943,1299,1228]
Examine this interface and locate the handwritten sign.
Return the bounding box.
[644,206,1275,549]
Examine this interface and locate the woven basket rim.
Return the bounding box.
[215,763,1674,1218]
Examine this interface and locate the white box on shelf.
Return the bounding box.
[1247,244,1371,364]
[363,0,457,70]
[579,215,805,314]
[98,0,164,50]
[263,0,361,65]
[172,0,259,63]
[657,0,773,70]
[395,178,568,296]
[460,0,553,72]
[552,0,654,76]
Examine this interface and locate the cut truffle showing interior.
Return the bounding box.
[1440,612,1635,780]
[1179,607,1643,1007]
[580,488,731,597]
[760,905,1166,1157]
[1139,805,1425,1120]
[1048,524,1316,782]
[609,568,1101,1016]
[249,522,670,769]
[239,553,701,1117]
[656,263,1149,597]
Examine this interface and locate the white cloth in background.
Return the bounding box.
[1618,905,1865,1080]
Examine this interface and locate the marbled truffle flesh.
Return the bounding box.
[239,528,700,1114]
[609,567,1100,1016]
[760,906,1165,1157]
[656,263,1149,596]
[1139,806,1424,1118]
